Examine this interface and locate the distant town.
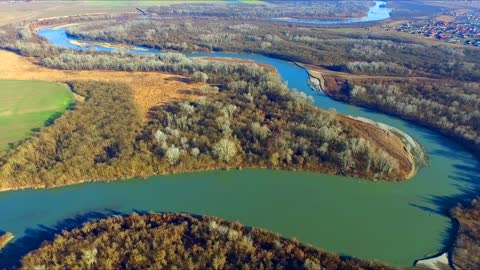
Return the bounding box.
[388,10,480,47]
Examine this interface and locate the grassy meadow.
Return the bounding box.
[0,80,72,152]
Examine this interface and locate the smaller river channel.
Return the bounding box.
[274,1,391,25]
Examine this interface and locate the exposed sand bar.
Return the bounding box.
[414,252,452,270]
[0,232,14,251]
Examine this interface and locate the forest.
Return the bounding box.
[346,79,480,155]
[452,199,480,270]
[20,212,396,270]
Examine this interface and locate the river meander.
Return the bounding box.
[0,23,478,268]
[274,1,391,24]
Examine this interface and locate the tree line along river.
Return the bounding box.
[0,8,478,267]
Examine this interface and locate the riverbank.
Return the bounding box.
[303,63,480,159]
[340,115,426,179]
[300,63,423,179]
[68,39,144,51]
[339,114,421,179]
[414,252,451,270]
[0,232,14,251]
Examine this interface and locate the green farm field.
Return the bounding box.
[0,80,72,152]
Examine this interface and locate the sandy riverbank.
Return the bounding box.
[0,232,14,251]
[349,115,426,169]
[415,252,452,270]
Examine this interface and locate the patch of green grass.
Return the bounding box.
[0,80,73,152]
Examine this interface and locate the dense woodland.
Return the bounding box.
[346,79,480,155]
[452,199,480,270]
[21,213,396,270]
[143,71,400,180]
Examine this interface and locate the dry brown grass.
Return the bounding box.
[0,50,205,116]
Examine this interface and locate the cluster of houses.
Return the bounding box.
[389,11,480,47]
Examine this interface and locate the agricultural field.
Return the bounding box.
[0,80,72,152]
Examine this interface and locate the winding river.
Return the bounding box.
[275,1,391,25]
[0,15,479,267]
